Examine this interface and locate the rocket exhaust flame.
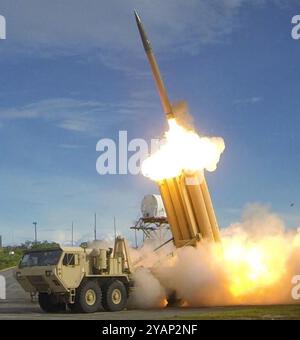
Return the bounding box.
[141,118,224,245]
[130,205,300,307]
[142,118,225,181]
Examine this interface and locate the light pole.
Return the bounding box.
[71,221,74,246]
[33,222,37,244]
[114,216,117,239]
[94,213,97,241]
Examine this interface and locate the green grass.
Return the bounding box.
[167,305,300,320]
[0,241,60,271]
[0,249,22,271]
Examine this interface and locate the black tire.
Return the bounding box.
[67,303,77,313]
[38,293,65,313]
[74,280,102,313]
[166,291,183,307]
[102,279,127,312]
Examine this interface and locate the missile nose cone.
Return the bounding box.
[133,9,140,23]
[134,10,152,52]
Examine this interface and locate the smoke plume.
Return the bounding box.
[130,204,300,307]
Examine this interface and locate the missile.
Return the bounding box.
[134,10,175,120]
[135,11,221,246]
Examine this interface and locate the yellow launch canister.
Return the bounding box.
[159,171,220,247]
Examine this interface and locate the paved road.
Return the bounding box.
[1,268,299,320]
[0,268,218,320]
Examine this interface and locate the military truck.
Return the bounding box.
[15,236,133,313]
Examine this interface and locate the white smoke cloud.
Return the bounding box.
[130,204,300,307]
[129,267,166,309]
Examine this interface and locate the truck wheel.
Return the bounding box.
[74,280,102,313]
[102,279,127,312]
[166,291,183,307]
[38,293,65,313]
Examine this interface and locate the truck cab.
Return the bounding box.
[15,237,133,313]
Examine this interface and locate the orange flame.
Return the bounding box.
[142,119,225,181]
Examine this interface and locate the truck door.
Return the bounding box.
[60,253,82,289]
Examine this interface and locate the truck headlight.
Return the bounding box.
[45,270,52,277]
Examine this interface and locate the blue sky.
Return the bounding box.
[0,0,299,246]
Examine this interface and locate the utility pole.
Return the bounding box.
[71,221,74,246]
[114,216,117,239]
[94,213,97,241]
[33,222,37,244]
[134,229,138,249]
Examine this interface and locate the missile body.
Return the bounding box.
[134,10,174,119]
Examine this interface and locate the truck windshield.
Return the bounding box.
[20,249,62,268]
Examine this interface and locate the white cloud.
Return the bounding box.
[0,169,142,246]
[0,97,158,134]
[0,1,292,73]
[233,96,263,105]
[0,0,263,68]
[0,1,243,49]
